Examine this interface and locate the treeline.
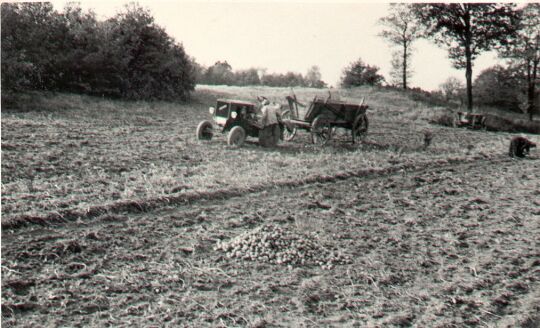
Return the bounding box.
[0,2,327,101]
[338,55,538,114]
[193,61,327,88]
[1,2,195,100]
[440,64,540,114]
[377,3,539,119]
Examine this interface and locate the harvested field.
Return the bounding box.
[2,86,539,327]
[1,87,524,227]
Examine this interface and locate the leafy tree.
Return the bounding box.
[1,2,66,91]
[305,65,326,88]
[86,19,129,97]
[439,77,465,104]
[188,58,206,84]
[1,2,195,100]
[260,73,280,87]
[474,65,524,112]
[412,3,519,110]
[107,4,194,100]
[198,65,267,86]
[283,72,305,87]
[379,4,421,89]
[498,3,540,120]
[341,58,385,88]
[1,3,32,91]
[203,61,234,85]
[234,68,260,86]
[260,71,307,87]
[56,3,101,93]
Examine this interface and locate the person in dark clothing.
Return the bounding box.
[509,136,536,158]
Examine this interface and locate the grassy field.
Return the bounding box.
[2,86,539,327]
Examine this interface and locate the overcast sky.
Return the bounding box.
[51,1,510,90]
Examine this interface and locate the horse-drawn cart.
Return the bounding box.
[281,94,369,145]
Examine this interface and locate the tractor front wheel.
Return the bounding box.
[227,126,246,147]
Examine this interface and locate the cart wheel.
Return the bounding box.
[227,126,246,146]
[196,120,213,140]
[311,115,333,146]
[280,110,297,141]
[352,114,368,143]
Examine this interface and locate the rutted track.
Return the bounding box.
[2,154,510,230]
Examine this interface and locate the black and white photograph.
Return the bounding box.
[1,1,539,326]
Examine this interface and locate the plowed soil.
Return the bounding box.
[2,156,539,327]
[2,88,539,327]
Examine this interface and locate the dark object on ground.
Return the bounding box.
[454,112,486,129]
[423,130,433,150]
[509,136,536,158]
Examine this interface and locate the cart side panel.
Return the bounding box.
[305,102,367,123]
[340,104,368,122]
[304,101,337,122]
[303,102,318,122]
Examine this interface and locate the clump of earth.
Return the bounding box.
[215,224,351,269]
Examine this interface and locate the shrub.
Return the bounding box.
[341,58,385,88]
[429,111,456,127]
[1,3,195,101]
[474,65,524,113]
[483,114,540,134]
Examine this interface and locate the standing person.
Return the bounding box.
[257,96,281,147]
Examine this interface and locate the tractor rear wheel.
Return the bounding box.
[196,120,213,140]
[227,126,246,146]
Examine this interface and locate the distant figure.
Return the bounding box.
[423,130,433,150]
[509,136,536,158]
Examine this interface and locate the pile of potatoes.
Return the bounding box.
[215,224,351,269]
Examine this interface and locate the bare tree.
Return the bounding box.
[379,4,421,89]
[389,51,413,88]
[412,4,519,110]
